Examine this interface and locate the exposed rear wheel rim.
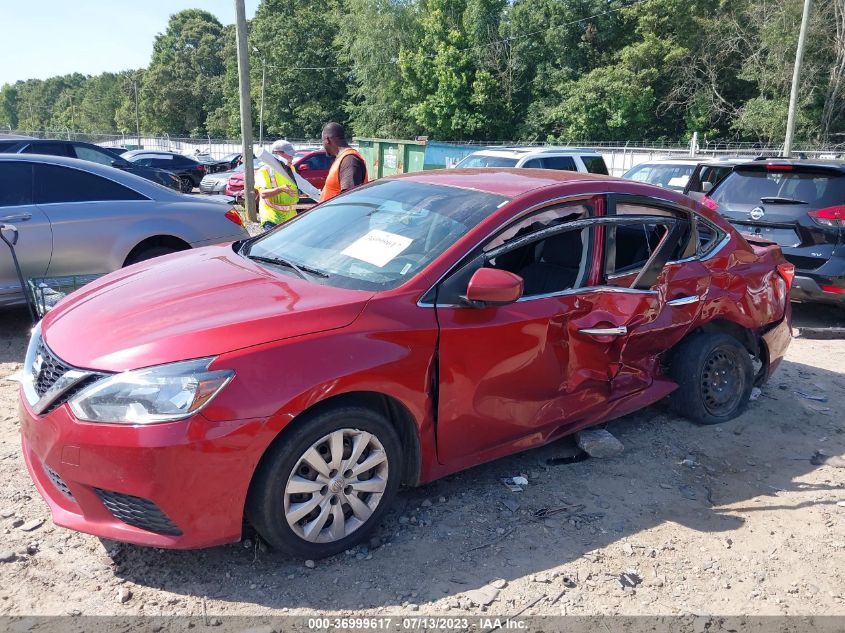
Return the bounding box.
[180,177,193,192]
[283,428,388,544]
[701,346,744,416]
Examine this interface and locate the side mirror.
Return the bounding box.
[297,163,310,172]
[465,268,524,306]
[701,181,713,193]
[112,159,130,169]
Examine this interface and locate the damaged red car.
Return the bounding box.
[18,169,793,557]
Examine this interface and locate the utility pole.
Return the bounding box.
[784,0,812,157]
[259,56,266,146]
[234,0,257,221]
[133,76,141,146]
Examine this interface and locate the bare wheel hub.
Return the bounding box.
[284,428,388,544]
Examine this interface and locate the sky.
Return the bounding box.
[0,1,260,87]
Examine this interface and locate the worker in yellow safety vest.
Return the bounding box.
[255,140,299,230]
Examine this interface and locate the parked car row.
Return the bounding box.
[0,153,249,308]
[0,138,181,191]
[220,149,334,201]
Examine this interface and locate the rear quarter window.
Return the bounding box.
[582,155,608,175]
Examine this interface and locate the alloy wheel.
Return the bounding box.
[283,428,388,544]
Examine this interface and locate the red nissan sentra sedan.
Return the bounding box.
[18,169,793,558]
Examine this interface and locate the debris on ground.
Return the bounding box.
[795,391,828,402]
[750,387,762,401]
[546,451,590,466]
[618,570,642,589]
[18,518,44,532]
[811,451,845,468]
[575,428,624,458]
[501,476,528,492]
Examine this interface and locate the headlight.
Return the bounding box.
[69,357,234,424]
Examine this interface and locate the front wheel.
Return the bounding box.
[246,406,402,558]
[667,332,754,425]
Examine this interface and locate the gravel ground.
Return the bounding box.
[0,303,843,618]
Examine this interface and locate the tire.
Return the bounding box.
[124,245,180,266]
[667,332,754,425]
[246,406,402,558]
[179,176,193,193]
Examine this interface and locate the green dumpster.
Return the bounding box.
[355,137,427,179]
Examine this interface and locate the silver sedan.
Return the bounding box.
[0,154,249,308]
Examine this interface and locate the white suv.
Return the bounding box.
[455,147,609,174]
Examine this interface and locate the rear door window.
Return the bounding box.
[605,201,692,281]
[34,164,146,204]
[541,156,577,171]
[22,142,71,157]
[0,162,34,207]
[72,144,117,166]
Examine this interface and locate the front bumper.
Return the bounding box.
[19,393,267,549]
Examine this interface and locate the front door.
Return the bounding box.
[0,161,52,307]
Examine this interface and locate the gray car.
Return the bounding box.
[0,154,249,308]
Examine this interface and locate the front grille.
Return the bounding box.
[43,463,75,501]
[783,254,825,272]
[94,489,182,536]
[42,375,100,414]
[33,341,72,397]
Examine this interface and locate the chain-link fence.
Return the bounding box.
[6,128,844,176]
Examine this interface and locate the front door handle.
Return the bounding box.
[667,295,700,307]
[0,213,32,223]
[578,326,628,336]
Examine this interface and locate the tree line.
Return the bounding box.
[1,0,843,145]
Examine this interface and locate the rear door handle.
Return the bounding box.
[0,213,32,223]
[667,295,700,307]
[578,326,628,336]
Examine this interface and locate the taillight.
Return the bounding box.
[197,164,206,173]
[808,205,845,228]
[766,164,793,171]
[777,262,795,290]
[224,209,244,226]
[701,196,718,210]
[820,285,845,294]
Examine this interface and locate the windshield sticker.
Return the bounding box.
[342,230,413,267]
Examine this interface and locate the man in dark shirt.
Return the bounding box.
[319,122,368,202]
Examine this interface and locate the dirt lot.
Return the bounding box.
[0,304,844,619]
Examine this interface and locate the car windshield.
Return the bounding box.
[623,163,695,191]
[243,179,509,291]
[456,154,519,168]
[711,168,844,208]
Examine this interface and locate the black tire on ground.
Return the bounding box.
[179,176,193,193]
[246,406,402,559]
[667,332,754,425]
[124,245,180,266]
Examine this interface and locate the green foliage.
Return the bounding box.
[1,0,842,145]
[139,9,227,136]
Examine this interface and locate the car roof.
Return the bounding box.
[466,146,601,158]
[632,158,702,166]
[395,167,618,197]
[0,153,181,198]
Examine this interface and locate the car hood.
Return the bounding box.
[41,244,374,372]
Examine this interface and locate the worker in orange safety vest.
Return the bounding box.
[319,122,368,203]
